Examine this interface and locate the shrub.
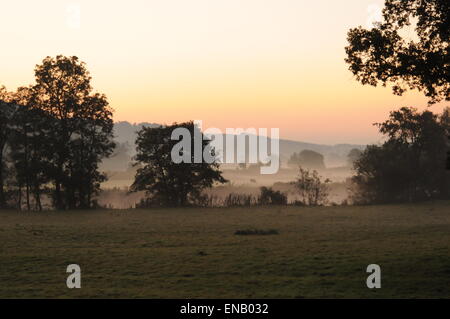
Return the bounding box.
[258,187,288,205]
[293,167,330,206]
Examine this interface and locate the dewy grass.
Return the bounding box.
[0,201,449,298]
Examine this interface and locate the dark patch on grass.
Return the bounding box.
[234,229,279,236]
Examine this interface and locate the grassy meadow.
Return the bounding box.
[0,201,449,298]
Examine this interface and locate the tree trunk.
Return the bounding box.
[34,186,42,211]
[55,180,62,209]
[0,151,5,208]
[17,185,22,211]
[26,183,30,211]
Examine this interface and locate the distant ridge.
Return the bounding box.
[103,121,366,171]
[113,121,160,144]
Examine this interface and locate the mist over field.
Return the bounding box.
[97,122,364,208]
[104,121,366,170]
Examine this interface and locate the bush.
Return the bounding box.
[293,167,330,206]
[258,187,288,205]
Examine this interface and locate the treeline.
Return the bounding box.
[129,107,449,208]
[350,107,449,204]
[0,56,115,210]
[1,56,449,210]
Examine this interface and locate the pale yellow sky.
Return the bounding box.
[0,0,445,144]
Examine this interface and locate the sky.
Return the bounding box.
[0,0,446,144]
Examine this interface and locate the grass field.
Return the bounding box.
[0,201,449,298]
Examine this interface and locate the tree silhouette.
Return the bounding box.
[351,107,449,203]
[345,0,449,104]
[258,187,287,205]
[130,122,227,207]
[30,55,115,209]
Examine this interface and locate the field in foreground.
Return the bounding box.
[0,202,449,298]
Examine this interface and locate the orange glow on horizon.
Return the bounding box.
[0,0,446,144]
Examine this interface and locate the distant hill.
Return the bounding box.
[113,121,160,145]
[101,121,366,171]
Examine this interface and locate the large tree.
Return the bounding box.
[130,122,227,207]
[351,107,449,203]
[345,0,449,104]
[32,55,115,209]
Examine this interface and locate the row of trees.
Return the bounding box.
[287,148,364,169]
[128,104,449,208]
[0,56,115,210]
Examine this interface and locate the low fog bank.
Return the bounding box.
[101,121,366,172]
[98,166,352,209]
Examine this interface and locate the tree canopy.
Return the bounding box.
[130,122,227,207]
[351,107,449,203]
[345,0,449,104]
[0,56,115,210]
